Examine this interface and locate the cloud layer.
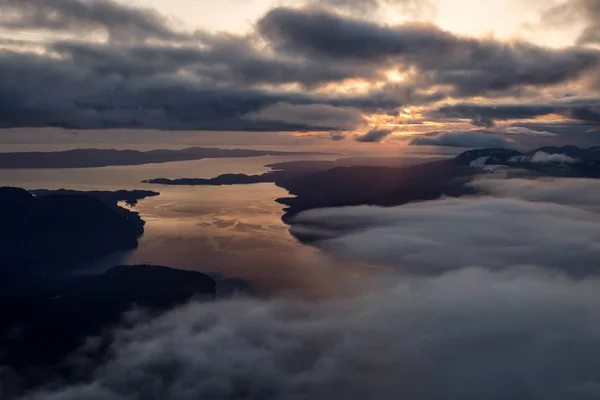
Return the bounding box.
[470,176,600,211]
[0,0,598,147]
[408,130,514,148]
[355,127,394,142]
[259,7,598,96]
[291,196,600,276]
[531,151,581,163]
[6,175,600,399]
[0,0,186,41]
[18,267,600,400]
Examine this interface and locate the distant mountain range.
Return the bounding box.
[0,147,333,169]
[455,145,600,177]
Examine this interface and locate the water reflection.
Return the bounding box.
[0,155,339,293]
[117,183,322,291]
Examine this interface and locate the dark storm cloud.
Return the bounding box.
[0,6,407,131]
[504,121,600,147]
[433,100,600,127]
[566,103,600,122]
[470,115,496,128]
[409,130,513,148]
[0,0,186,41]
[258,7,600,96]
[0,51,286,130]
[329,131,348,140]
[0,48,394,131]
[50,39,380,86]
[514,122,600,136]
[434,104,557,121]
[257,7,453,62]
[0,1,598,132]
[355,127,394,142]
[244,102,365,130]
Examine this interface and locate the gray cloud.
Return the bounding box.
[355,127,394,142]
[433,100,600,127]
[0,1,598,136]
[471,115,496,128]
[50,39,381,87]
[291,196,600,276]
[0,49,393,131]
[0,0,186,42]
[329,131,348,141]
[18,268,600,400]
[470,176,600,212]
[509,122,600,146]
[531,151,581,163]
[433,103,555,122]
[409,130,514,148]
[244,102,366,130]
[258,7,599,96]
[500,126,556,136]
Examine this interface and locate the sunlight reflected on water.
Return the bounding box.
[1,155,361,294]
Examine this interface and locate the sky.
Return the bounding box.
[0,0,599,150]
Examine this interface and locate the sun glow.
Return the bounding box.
[385,69,406,83]
[313,78,386,96]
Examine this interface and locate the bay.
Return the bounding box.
[0,155,339,293]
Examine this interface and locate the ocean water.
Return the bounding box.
[0,155,340,293]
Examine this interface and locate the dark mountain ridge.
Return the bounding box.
[0,147,331,169]
[456,145,600,177]
[0,187,151,280]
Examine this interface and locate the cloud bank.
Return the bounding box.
[291,196,600,276]
[0,0,186,41]
[531,151,581,163]
[7,175,600,400]
[408,130,514,148]
[470,176,600,211]
[355,127,394,142]
[18,268,600,400]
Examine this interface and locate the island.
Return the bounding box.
[0,187,159,282]
[143,173,274,186]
